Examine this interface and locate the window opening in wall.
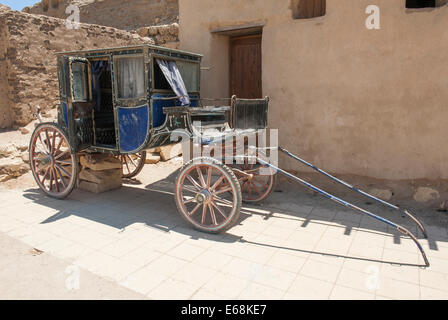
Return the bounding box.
[406,0,435,8]
[291,0,326,19]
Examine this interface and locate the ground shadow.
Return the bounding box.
[21,165,448,268]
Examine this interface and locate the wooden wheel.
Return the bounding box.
[119,151,146,179]
[29,123,78,199]
[232,159,277,203]
[175,157,242,233]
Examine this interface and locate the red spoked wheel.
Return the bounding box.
[118,152,146,179]
[175,157,242,233]
[29,123,79,199]
[231,159,277,203]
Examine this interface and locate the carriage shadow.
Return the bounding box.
[21,168,447,268]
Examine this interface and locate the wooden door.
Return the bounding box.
[230,34,262,99]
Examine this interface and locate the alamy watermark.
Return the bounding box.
[65,5,80,30]
[366,5,381,30]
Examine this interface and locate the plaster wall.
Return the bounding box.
[179,0,448,180]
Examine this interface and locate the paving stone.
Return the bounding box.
[300,259,342,283]
[286,275,334,300]
[147,278,198,300]
[120,268,167,295]
[375,277,420,300]
[202,273,250,299]
[238,282,284,300]
[330,285,375,300]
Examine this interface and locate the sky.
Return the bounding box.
[0,0,39,11]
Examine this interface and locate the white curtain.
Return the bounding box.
[156,59,191,106]
[118,57,145,99]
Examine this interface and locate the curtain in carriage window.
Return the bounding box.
[117,57,145,99]
[156,59,191,106]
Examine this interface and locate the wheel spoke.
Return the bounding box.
[208,203,218,226]
[196,167,206,188]
[128,155,139,168]
[55,163,71,178]
[212,201,228,219]
[214,185,233,196]
[49,168,54,191]
[54,150,69,160]
[186,175,202,191]
[55,159,73,166]
[51,131,57,154]
[252,177,270,189]
[37,133,50,154]
[201,203,207,224]
[54,136,64,155]
[189,203,202,216]
[210,175,225,191]
[45,129,51,151]
[213,195,234,206]
[206,167,212,188]
[250,181,264,196]
[53,168,60,192]
[248,182,253,199]
[123,156,131,175]
[40,167,51,185]
[182,185,199,194]
[55,166,67,189]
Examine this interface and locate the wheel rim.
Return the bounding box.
[30,125,76,197]
[177,163,238,231]
[237,160,275,203]
[121,153,144,178]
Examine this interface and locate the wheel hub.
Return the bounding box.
[196,190,212,204]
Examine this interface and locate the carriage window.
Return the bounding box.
[177,61,199,92]
[71,62,88,101]
[154,62,172,90]
[116,57,145,99]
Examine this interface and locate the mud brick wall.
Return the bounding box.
[24,0,179,31]
[0,7,166,128]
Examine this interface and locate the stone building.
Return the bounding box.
[179,0,448,183]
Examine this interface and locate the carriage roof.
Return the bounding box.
[55,44,203,61]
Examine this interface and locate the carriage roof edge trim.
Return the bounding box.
[55,44,203,59]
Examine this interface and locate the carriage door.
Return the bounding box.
[69,57,94,151]
[230,34,262,99]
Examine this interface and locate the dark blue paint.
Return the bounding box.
[151,94,199,128]
[118,105,149,153]
[62,102,68,127]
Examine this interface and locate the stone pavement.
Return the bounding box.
[0,165,447,300]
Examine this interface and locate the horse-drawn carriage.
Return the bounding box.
[29,44,430,266]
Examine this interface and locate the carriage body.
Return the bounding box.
[55,44,204,156]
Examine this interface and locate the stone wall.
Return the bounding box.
[0,7,178,128]
[0,7,12,128]
[24,0,179,31]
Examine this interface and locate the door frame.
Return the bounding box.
[229,33,263,98]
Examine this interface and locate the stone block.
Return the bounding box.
[79,168,122,185]
[80,154,122,171]
[158,143,182,161]
[78,179,122,194]
[145,152,161,164]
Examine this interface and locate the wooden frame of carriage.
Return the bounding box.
[29,44,430,267]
